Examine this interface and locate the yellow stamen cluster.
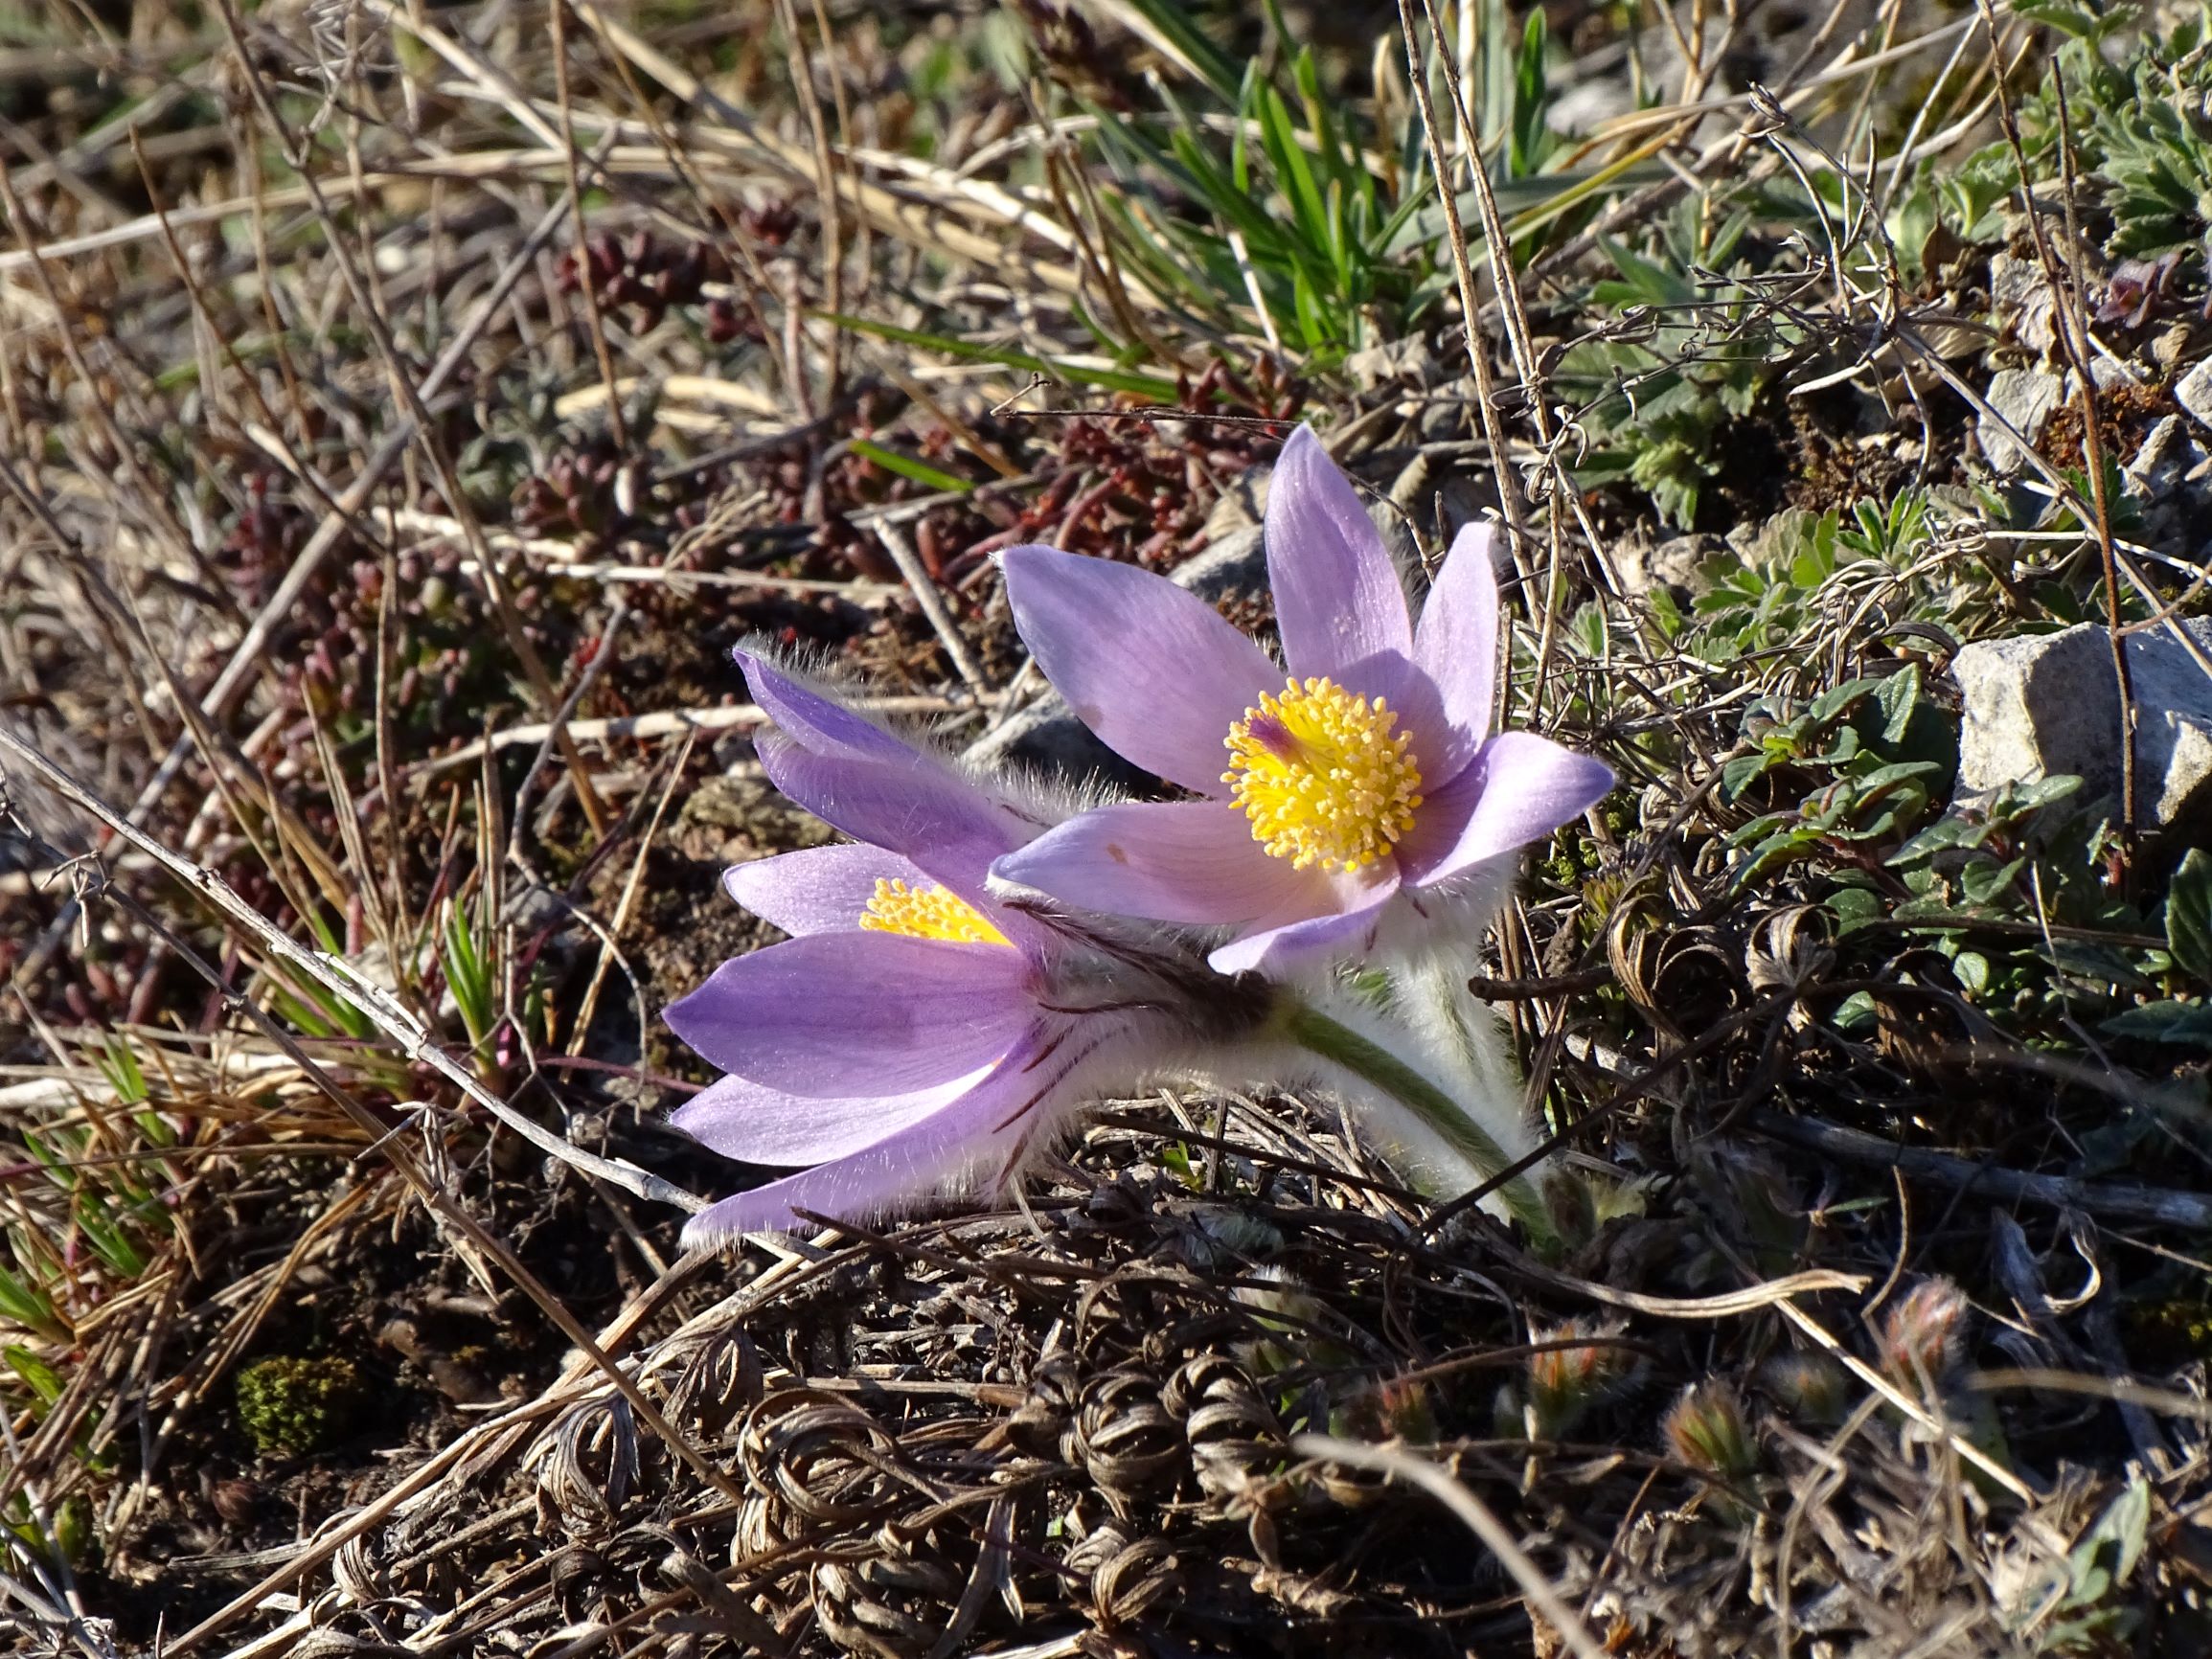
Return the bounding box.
[858,878,1012,946]
[1222,676,1424,873]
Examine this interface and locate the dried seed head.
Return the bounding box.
[1759,1351,1851,1425]
[1525,1317,1634,1438]
[1880,1277,1972,1386]
[1662,1380,1758,1481]
[1542,1167,1599,1249]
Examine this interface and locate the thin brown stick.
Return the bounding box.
[1748,1110,2212,1229]
[1290,1435,1609,1659]
[550,0,629,453]
[1974,1,2135,875]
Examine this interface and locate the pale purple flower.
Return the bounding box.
[991,425,1614,976]
[664,648,1267,1245]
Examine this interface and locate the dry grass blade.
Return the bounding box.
[0,730,697,1214]
[1291,1434,1611,1659]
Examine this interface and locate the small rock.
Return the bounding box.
[1989,253,2059,357]
[2152,323,2196,375]
[1618,533,1725,601]
[2123,415,2212,555]
[1418,376,1478,443]
[1547,76,1638,135]
[1952,618,2212,843]
[1389,456,1496,552]
[2081,360,2140,395]
[1344,335,1436,393]
[1976,368,2064,475]
[2176,357,2212,433]
[1171,522,1269,605]
[679,770,835,860]
[1201,466,1269,540]
[964,691,1149,792]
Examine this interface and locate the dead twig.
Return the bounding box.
[1748,1110,2212,1230]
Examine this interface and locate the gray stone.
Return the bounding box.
[1388,454,1496,550]
[1976,368,2064,475]
[1989,253,2059,356]
[1344,335,1439,393]
[1418,376,1478,443]
[2070,359,2137,397]
[1547,75,1637,136]
[1200,466,1268,540]
[1163,523,1268,606]
[1618,533,1724,600]
[2176,357,2212,433]
[962,693,1152,792]
[2123,415,2212,555]
[1952,617,2212,841]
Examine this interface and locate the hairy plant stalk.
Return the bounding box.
[1283,1002,1554,1244]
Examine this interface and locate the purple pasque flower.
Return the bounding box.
[664,648,1268,1245]
[991,425,1614,977]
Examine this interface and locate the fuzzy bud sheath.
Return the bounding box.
[664,648,1555,1249]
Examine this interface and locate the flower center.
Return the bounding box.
[1221,676,1424,873]
[858,878,1012,946]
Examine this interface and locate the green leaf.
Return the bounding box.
[441,900,494,1051]
[821,315,1181,400]
[1831,989,1879,1031]
[2102,999,2212,1049]
[5,1345,65,1407]
[2165,847,2212,986]
[97,1036,149,1107]
[1510,11,1551,179]
[1872,662,1923,747]
[73,1193,148,1280]
[846,439,973,496]
[1567,602,1608,658]
[2066,1473,2151,1609]
[0,1269,66,1344]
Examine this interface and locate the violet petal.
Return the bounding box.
[1266,426,1412,685]
[671,1066,984,1165]
[722,843,923,937]
[1000,544,1276,795]
[990,800,1313,925]
[755,734,1032,923]
[665,931,1032,1095]
[677,1026,1079,1240]
[1409,520,1501,780]
[735,647,919,766]
[1395,732,1615,887]
[1207,870,1401,977]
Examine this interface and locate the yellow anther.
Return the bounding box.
[1222,676,1424,873]
[858,878,1013,946]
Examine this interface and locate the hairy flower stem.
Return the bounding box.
[1282,1003,1555,1245]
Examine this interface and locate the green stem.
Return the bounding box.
[1283,1002,1556,1246]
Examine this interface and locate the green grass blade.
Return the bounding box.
[1112,0,1241,102]
[847,439,974,495]
[823,315,1181,399]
